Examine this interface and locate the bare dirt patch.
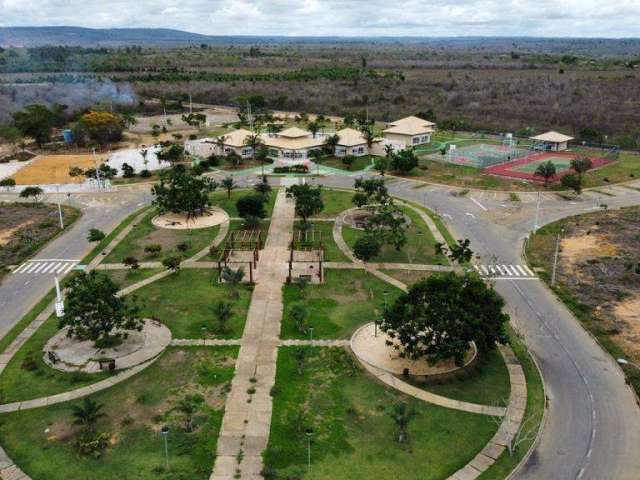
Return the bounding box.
[12,154,107,185]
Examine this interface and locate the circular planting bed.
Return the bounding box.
[342,207,411,230]
[350,322,476,377]
[152,206,228,230]
[43,319,171,373]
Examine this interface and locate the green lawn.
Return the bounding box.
[210,189,276,218]
[411,348,510,406]
[581,151,640,188]
[135,269,252,339]
[294,221,350,262]
[342,206,449,265]
[281,270,402,339]
[0,312,112,404]
[0,347,237,480]
[102,267,165,289]
[320,155,376,172]
[264,347,498,479]
[103,210,220,264]
[317,189,356,219]
[379,269,433,287]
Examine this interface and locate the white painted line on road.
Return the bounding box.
[41,262,57,274]
[22,263,39,274]
[523,265,535,276]
[492,277,539,281]
[481,265,489,275]
[577,467,585,479]
[442,213,453,219]
[54,263,68,274]
[465,212,475,219]
[61,263,76,274]
[469,196,488,211]
[13,263,28,273]
[515,265,528,276]
[31,262,49,274]
[502,265,515,276]
[29,258,80,262]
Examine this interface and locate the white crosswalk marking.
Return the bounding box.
[471,264,538,280]
[11,259,79,276]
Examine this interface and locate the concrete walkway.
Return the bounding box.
[212,188,295,480]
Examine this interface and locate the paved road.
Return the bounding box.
[0,188,150,338]
[2,173,640,479]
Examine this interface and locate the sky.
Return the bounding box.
[1,0,640,37]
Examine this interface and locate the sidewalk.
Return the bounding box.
[211,188,295,480]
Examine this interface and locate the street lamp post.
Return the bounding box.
[305,428,313,472]
[533,191,542,233]
[160,426,170,470]
[55,185,64,229]
[308,326,314,343]
[551,227,564,286]
[617,358,640,369]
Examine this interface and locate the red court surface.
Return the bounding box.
[482,151,615,183]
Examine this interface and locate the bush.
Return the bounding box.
[144,244,162,256]
[123,256,140,270]
[87,228,106,242]
[75,432,110,458]
[236,194,266,219]
[139,169,152,178]
[176,242,190,252]
[121,162,136,178]
[162,255,182,271]
[0,178,16,187]
[273,164,309,174]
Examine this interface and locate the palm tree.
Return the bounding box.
[389,402,416,443]
[307,121,320,138]
[71,398,106,433]
[534,160,557,187]
[384,144,394,159]
[325,134,340,155]
[360,125,375,149]
[221,266,245,297]
[213,301,233,334]
[221,177,235,199]
[571,156,593,179]
[255,144,270,177]
[140,148,149,170]
[290,304,309,334]
[243,133,263,163]
[215,135,227,156]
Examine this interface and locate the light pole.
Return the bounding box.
[308,326,314,343]
[550,227,564,286]
[54,275,64,318]
[160,425,170,470]
[92,148,102,191]
[55,185,64,229]
[305,428,313,472]
[617,358,640,369]
[533,191,542,233]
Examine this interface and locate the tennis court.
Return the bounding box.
[427,143,529,168]
[483,151,615,182]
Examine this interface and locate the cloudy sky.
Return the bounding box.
[1,0,639,37]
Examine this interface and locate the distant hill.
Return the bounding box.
[1,27,639,56]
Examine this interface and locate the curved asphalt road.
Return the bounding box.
[2,174,640,479]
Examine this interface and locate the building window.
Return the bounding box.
[412,137,420,144]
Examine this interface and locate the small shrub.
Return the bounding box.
[144,244,162,256]
[176,242,190,252]
[123,256,139,270]
[139,169,152,178]
[87,228,106,242]
[75,432,109,458]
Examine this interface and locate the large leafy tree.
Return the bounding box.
[60,271,143,345]
[236,194,266,219]
[352,178,389,207]
[286,184,324,223]
[366,203,408,251]
[571,156,593,179]
[390,149,418,173]
[380,272,508,366]
[151,166,215,220]
[79,111,124,146]
[12,104,57,148]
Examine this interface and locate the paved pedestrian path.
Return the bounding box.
[279,339,350,347]
[212,188,295,480]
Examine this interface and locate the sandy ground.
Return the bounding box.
[12,154,107,185]
[0,219,34,246]
[613,295,640,360]
[151,207,228,230]
[561,233,618,269]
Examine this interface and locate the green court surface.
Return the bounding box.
[511,157,572,173]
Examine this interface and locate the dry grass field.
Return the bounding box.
[12,154,107,185]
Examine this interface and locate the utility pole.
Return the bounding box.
[92,148,102,191]
[54,275,64,318]
[551,228,564,286]
[189,94,193,114]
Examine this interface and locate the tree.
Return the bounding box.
[307,121,320,138]
[0,178,16,188]
[255,144,270,176]
[359,125,375,149]
[390,149,418,173]
[534,160,556,187]
[175,394,204,432]
[221,177,235,199]
[60,271,143,346]
[69,166,84,177]
[571,156,593,179]
[325,133,340,155]
[181,113,207,128]
[389,403,416,443]
[253,179,272,197]
[352,178,389,207]
[374,156,389,176]
[366,204,407,251]
[156,143,184,164]
[71,398,106,433]
[342,155,356,170]
[222,266,245,297]
[380,273,509,366]
[286,184,324,223]
[19,186,43,203]
[162,255,182,272]
[151,166,214,221]
[0,124,22,153]
[353,235,381,261]
[383,143,394,159]
[289,304,309,334]
[121,162,135,178]
[212,301,233,334]
[561,173,583,194]
[79,111,124,146]
[139,148,149,170]
[243,133,263,163]
[436,238,473,264]
[309,148,323,166]
[12,104,56,148]
[237,194,266,219]
[123,256,140,270]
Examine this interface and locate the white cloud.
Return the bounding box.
[1,0,639,37]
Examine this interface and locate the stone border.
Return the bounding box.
[151,207,228,230]
[350,322,478,377]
